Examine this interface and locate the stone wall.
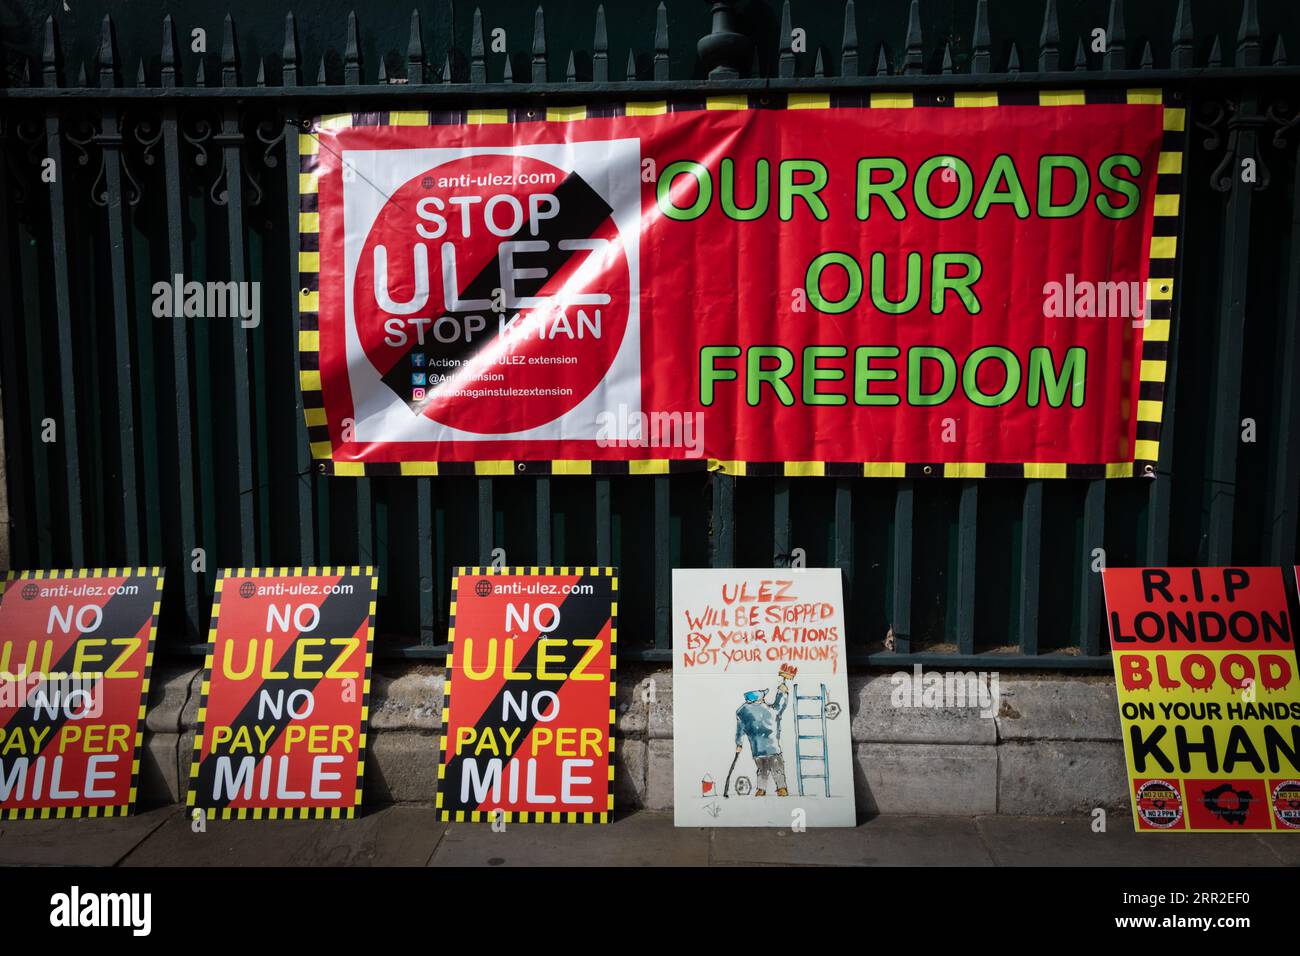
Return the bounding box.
[140,663,1128,814]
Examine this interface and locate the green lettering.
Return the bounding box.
[871,251,922,314]
[699,346,740,405]
[657,161,712,221]
[856,157,907,220]
[914,156,973,219]
[908,347,957,406]
[720,157,769,221]
[930,253,983,314]
[1037,155,1089,218]
[747,347,796,406]
[806,252,863,315]
[802,346,848,406]
[1096,155,1142,219]
[973,154,1031,219]
[962,346,1022,407]
[854,347,900,406]
[1027,346,1087,408]
[779,160,829,221]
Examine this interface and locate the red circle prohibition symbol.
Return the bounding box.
[354,153,629,434]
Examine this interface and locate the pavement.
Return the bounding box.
[1,807,1298,866]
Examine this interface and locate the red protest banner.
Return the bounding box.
[300,91,1182,478]
[187,568,376,820]
[437,567,616,823]
[1103,567,1300,832]
[0,569,162,819]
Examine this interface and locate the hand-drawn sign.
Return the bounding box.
[671,568,855,828]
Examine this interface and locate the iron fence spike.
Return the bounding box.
[1039,0,1060,72]
[408,9,426,80]
[1103,0,1126,71]
[345,11,362,83]
[471,8,486,83]
[971,0,991,74]
[284,12,300,66]
[1171,0,1194,69]
[842,0,859,77]
[1236,0,1261,68]
[532,6,548,82]
[654,2,669,80]
[779,0,794,78]
[594,5,609,81]
[903,0,923,75]
[221,14,239,87]
[42,15,61,89]
[98,14,120,89]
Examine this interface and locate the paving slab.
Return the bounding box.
[428,810,709,866]
[711,815,995,866]
[120,806,447,867]
[0,806,174,866]
[976,815,1288,866]
[1250,835,1300,865]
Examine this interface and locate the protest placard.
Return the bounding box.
[187,567,376,820]
[1104,566,1300,831]
[438,567,616,823]
[0,569,162,818]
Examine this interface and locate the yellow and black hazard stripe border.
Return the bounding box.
[297,89,1183,481]
[185,566,377,821]
[2,566,165,584]
[1,567,163,820]
[436,565,617,824]
[211,565,375,578]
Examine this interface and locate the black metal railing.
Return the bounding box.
[1,0,1298,669]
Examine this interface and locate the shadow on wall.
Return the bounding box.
[0,0,30,84]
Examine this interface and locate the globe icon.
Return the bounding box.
[475,579,493,597]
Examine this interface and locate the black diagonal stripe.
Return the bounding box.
[0,588,154,797]
[192,587,370,811]
[441,579,613,813]
[378,171,614,411]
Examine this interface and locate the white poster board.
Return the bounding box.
[672,568,855,827]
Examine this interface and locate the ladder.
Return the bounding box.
[793,682,831,797]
